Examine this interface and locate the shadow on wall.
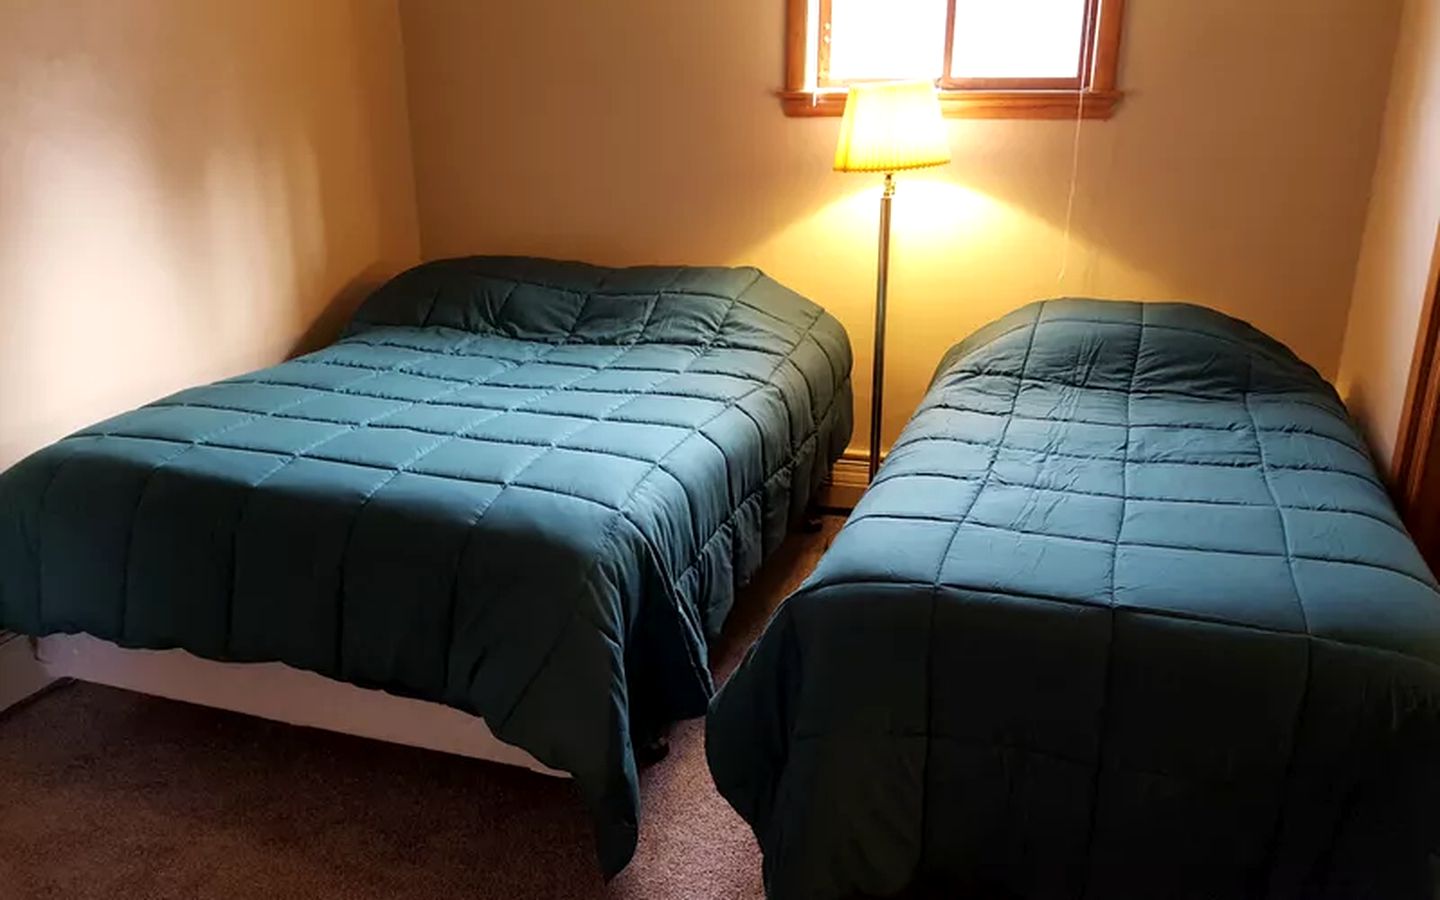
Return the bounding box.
[1335,0,1440,471]
[289,263,403,358]
[0,0,419,470]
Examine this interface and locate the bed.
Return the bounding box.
[707,299,1440,899]
[0,255,853,875]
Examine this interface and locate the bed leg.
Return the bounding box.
[634,727,670,766]
[799,503,824,534]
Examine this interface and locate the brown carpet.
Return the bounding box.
[0,517,844,900]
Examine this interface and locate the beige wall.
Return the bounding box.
[1337,0,1440,474]
[0,0,421,470]
[399,0,1400,455]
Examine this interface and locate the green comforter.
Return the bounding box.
[709,299,1440,898]
[0,256,852,875]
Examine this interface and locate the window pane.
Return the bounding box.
[950,0,1087,80]
[827,0,947,83]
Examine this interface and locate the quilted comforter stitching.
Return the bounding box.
[0,256,854,876]
[708,299,1440,899]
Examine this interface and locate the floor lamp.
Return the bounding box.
[833,81,952,481]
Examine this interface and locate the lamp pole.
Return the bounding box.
[832,80,949,480]
[870,172,895,483]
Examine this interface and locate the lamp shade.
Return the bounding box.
[833,80,951,173]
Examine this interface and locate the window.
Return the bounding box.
[780,0,1125,119]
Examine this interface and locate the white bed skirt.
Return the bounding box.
[35,634,563,778]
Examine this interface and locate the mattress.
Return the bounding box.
[707,299,1440,899]
[0,256,853,875]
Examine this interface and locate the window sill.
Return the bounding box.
[778,88,1122,120]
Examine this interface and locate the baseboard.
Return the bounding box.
[0,632,55,713]
[817,450,872,511]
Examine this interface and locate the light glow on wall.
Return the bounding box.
[737,173,1164,454]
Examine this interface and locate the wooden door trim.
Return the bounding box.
[1391,221,1440,522]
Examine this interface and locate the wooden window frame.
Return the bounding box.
[780,0,1125,120]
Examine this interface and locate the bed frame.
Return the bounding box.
[33,634,562,777]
